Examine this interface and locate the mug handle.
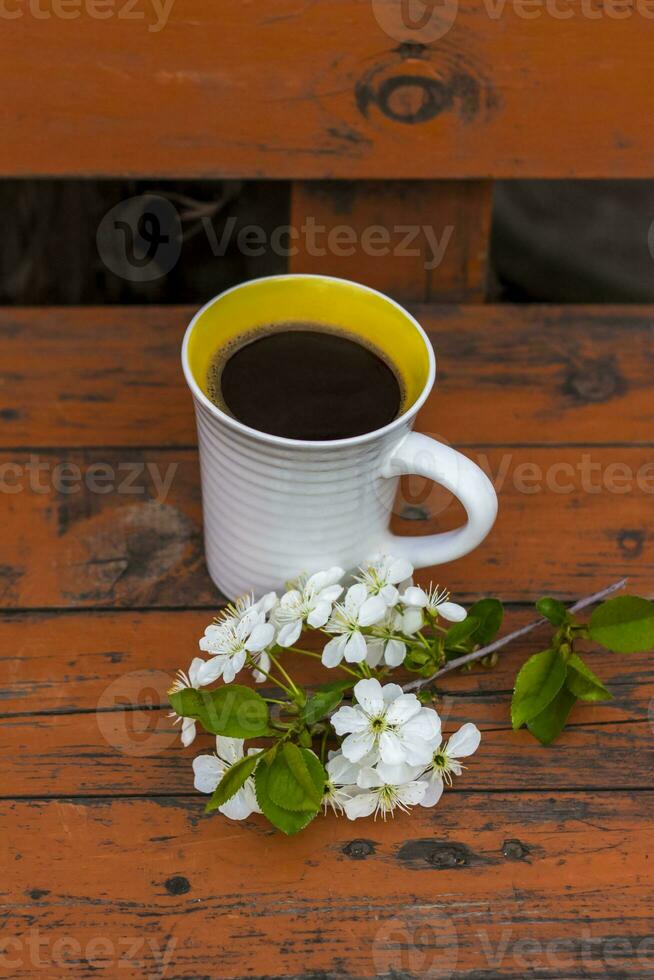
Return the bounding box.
[378,432,498,567]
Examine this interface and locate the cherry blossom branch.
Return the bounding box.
[402,578,628,693]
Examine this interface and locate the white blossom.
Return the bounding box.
[365,609,407,668]
[344,762,427,820]
[417,723,481,806]
[198,609,274,685]
[400,584,466,626]
[356,555,413,608]
[322,584,387,666]
[275,567,344,648]
[322,752,361,814]
[331,678,441,766]
[192,736,262,820]
[168,657,207,747]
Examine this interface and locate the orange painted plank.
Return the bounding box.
[0,446,652,608]
[1,3,654,176]
[2,794,652,978]
[2,305,652,449]
[3,608,653,716]
[289,181,492,302]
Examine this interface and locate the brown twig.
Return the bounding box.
[402,578,628,693]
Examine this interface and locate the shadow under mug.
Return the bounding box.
[182,274,498,600]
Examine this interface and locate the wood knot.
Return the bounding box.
[502,839,530,861]
[342,839,376,860]
[354,49,496,127]
[563,358,625,404]
[164,875,191,895]
[617,529,645,559]
[398,839,472,869]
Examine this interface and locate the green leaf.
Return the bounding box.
[527,686,577,745]
[267,744,324,812]
[565,654,612,702]
[467,598,504,645]
[536,596,569,626]
[254,755,322,835]
[169,685,271,738]
[300,680,351,725]
[205,750,265,814]
[444,616,480,649]
[589,596,654,653]
[511,648,567,730]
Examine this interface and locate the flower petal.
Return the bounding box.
[402,707,442,743]
[276,619,302,648]
[379,730,407,765]
[327,752,361,785]
[385,693,422,726]
[307,600,331,629]
[446,722,481,758]
[401,608,424,635]
[388,558,414,584]
[317,584,343,604]
[353,678,385,716]
[383,638,406,667]
[341,729,376,762]
[220,789,256,821]
[358,594,387,627]
[399,737,435,767]
[436,601,467,622]
[192,754,224,794]
[322,634,347,668]
[381,682,405,703]
[344,791,378,820]
[380,584,399,606]
[356,767,384,789]
[187,657,206,688]
[216,736,244,765]
[396,780,427,807]
[196,656,226,685]
[365,639,385,668]
[180,718,196,747]
[419,774,444,807]
[400,586,428,608]
[345,582,368,612]
[344,630,367,663]
[331,705,368,736]
[246,622,275,652]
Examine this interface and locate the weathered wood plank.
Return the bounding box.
[2,305,652,449]
[289,181,492,301]
[2,2,654,177]
[2,794,653,978]
[4,706,652,797]
[3,609,653,717]
[0,446,652,608]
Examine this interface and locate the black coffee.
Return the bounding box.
[207,322,403,440]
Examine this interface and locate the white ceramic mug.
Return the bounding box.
[182,274,497,599]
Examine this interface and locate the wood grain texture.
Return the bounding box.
[2,305,653,449]
[1,2,654,177]
[2,794,653,978]
[1,445,652,608]
[3,608,653,715]
[2,303,653,978]
[289,180,492,301]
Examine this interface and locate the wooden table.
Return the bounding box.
[2,304,653,978]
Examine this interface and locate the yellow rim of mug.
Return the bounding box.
[181,273,436,449]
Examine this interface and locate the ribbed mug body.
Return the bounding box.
[194,396,411,598]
